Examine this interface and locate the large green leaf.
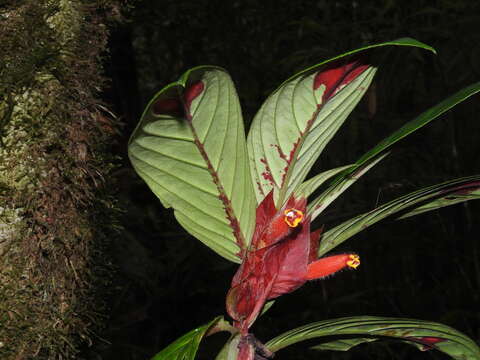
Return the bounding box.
[151,317,222,360]
[266,316,480,360]
[310,80,480,222]
[129,66,256,263]
[318,175,480,256]
[247,38,435,208]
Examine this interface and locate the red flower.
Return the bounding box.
[226,191,360,335]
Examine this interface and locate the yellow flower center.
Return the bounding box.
[346,254,360,269]
[284,208,304,227]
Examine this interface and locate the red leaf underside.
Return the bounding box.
[441,181,480,196]
[184,80,205,110]
[313,56,369,102]
[407,336,446,351]
[152,97,183,117]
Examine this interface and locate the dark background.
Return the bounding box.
[89,1,480,359]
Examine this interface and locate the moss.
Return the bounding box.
[0,0,125,358]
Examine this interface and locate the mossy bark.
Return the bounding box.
[0,1,122,358]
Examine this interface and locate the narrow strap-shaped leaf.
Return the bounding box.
[356,80,480,167]
[265,316,480,360]
[310,79,480,223]
[129,66,256,263]
[319,175,480,256]
[295,164,354,198]
[308,153,389,220]
[398,188,480,219]
[247,38,435,208]
[151,316,223,360]
[311,337,377,351]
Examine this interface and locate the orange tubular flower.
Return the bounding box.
[306,254,360,280]
[226,191,360,337]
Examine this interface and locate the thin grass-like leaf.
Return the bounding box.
[311,337,377,351]
[295,164,354,198]
[399,188,480,219]
[319,176,480,256]
[308,153,389,221]
[356,81,480,166]
[310,80,480,223]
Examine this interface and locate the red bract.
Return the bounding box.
[226,191,360,336]
[313,58,369,102]
[184,81,204,110]
[407,336,446,351]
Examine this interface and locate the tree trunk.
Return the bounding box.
[0,1,122,358]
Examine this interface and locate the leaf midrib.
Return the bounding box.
[181,75,247,250]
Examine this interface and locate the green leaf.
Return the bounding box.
[308,153,389,221]
[265,316,480,360]
[280,38,435,86]
[311,337,377,351]
[248,61,375,207]
[319,175,480,256]
[309,82,480,220]
[260,300,275,317]
[152,316,223,360]
[295,164,355,198]
[129,66,256,263]
[310,79,480,224]
[356,80,480,167]
[215,334,241,360]
[247,38,435,207]
[399,187,480,219]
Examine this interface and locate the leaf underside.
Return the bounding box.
[266,316,480,360]
[128,39,480,264]
[248,62,376,208]
[129,66,256,263]
[248,38,436,209]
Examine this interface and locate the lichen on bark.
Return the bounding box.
[0,1,123,358]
